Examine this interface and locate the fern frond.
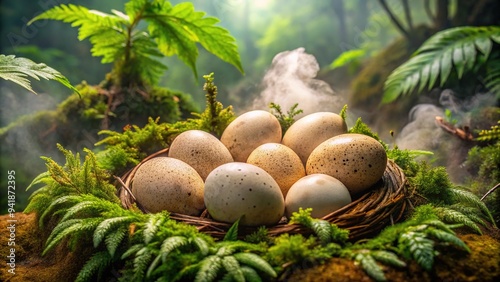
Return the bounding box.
[354,252,387,282]
[311,220,332,245]
[121,243,144,259]
[75,251,113,282]
[223,218,240,242]
[39,194,84,227]
[93,216,136,248]
[222,256,245,282]
[434,206,482,234]
[383,26,500,103]
[476,121,500,142]
[426,227,470,252]
[450,187,495,225]
[160,236,189,261]
[43,217,102,255]
[370,250,407,268]
[398,231,435,271]
[195,255,223,282]
[233,252,277,279]
[240,266,263,282]
[104,225,128,257]
[25,171,51,191]
[133,246,154,281]
[143,212,169,244]
[0,54,78,94]
[192,236,210,256]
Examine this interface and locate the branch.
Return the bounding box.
[435,116,474,141]
[481,183,500,201]
[424,0,437,23]
[402,0,414,31]
[378,0,411,42]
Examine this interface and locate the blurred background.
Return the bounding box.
[1,0,499,213]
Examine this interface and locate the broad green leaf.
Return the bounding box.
[475,36,492,58]
[418,64,431,92]
[428,58,441,90]
[440,49,452,86]
[452,45,465,78]
[462,41,476,71]
[0,54,79,94]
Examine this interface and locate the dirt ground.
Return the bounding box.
[1,212,499,282]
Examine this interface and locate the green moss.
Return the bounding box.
[410,163,455,205]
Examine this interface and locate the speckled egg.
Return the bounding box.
[306,133,387,195]
[131,157,205,215]
[220,110,282,162]
[282,112,347,165]
[204,162,285,226]
[285,174,352,218]
[168,130,234,180]
[246,143,305,197]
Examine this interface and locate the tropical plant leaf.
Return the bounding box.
[0,54,79,95]
[93,216,136,248]
[195,255,223,282]
[75,251,113,282]
[104,226,128,257]
[354,252,386,282]
[383,26,500,103]
[233,252,277,278]
[143,212,168,244]
[223,218,240,241]
[222,256,245,282]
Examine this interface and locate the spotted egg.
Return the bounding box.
[131,157,205,215]
[204,162,285,226]
[168,130,233,180]
[220,110,282,162]
[306,133,387,195]
[246,143,305,197]
[282,112,347,165]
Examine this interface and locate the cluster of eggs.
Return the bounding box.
[131,110,387,226]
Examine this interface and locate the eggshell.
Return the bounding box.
[204,162,285,226]
[246,143,305,197]
[220,110,282,162]
[282,112,347,165]
[131,157,205,215]
[285,174,352,218]
[168,130,234,180]
[306,133,387,195]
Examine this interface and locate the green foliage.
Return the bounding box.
[476,120,500,142]
[329,49,366,74]
[24,144,119,219]
[349,117,389,150]
[339,104,348,122]
[383,26,500,103]
[289,208,350,245]
[28,1,243,87]
[0,54,78,94]
[386,146,433,177]
[410,164,455,205]
[269,102,303,136]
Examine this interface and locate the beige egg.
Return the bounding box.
[285,174,352,219]
[204,162,285,226]
[168,130,234,180]
[220,110,282,162]
[306,133,387,195]
[131,157,205,215]
[282,112,347,165]
[246,143,305,197]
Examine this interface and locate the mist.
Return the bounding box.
[251,48,346,116]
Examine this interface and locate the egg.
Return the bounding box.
[220,110,282,162]
[282,112,347,165]
[285,174,352,219]
[131,157,205,215]
[204,162,285,226]
[246,143,305,197]
[168,130,234,180]
[306,133,387,195]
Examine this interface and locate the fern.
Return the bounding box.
[93,216,137,248]
[434,206,483,234]
[0,54,78,94]
[223,218,240,242]
[450,187,496,226]
[476,120,500,142]
[398,230,435,271]
[383,26,500,103]
[289,208,350,245]
[143,212,169,244]
[29,1,243,86]
[75,251,113,282]
[104,226,128,257]
[222,256,245,282]
[354,252,387,282]
[232,253,277,279]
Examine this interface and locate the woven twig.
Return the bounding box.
[116,151,411,241]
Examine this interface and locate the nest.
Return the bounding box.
[117,148,412,241]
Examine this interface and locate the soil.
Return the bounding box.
[1,213,499,282]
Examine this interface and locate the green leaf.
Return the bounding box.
[311,220,332,245]
[75,251,113,282]
[93,216,135,248]
[382,26,500,103]
[223,218,240,241]
[195,255,222,282]
[0,54,79,95]
[160,236,189,262]
[329,49,366,69]
[143,212,168,244]
[355,253,387,282]
[104,226,128,257]
[233,252,277,278]
[222,256,245,282]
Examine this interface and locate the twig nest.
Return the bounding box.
[246,143,305,197]
[285,174,352,218]
[282,112,347,165]
[131,157,205,215]
[204,162,285,226]
[306,133,387,195]
[220,110,282,162]
[168,130,233,180]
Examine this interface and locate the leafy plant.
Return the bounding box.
[0,54,78,94]
[328,49,366,74]
[383,26,500,103]
[28,1,243,87]
[269,102,303,135]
